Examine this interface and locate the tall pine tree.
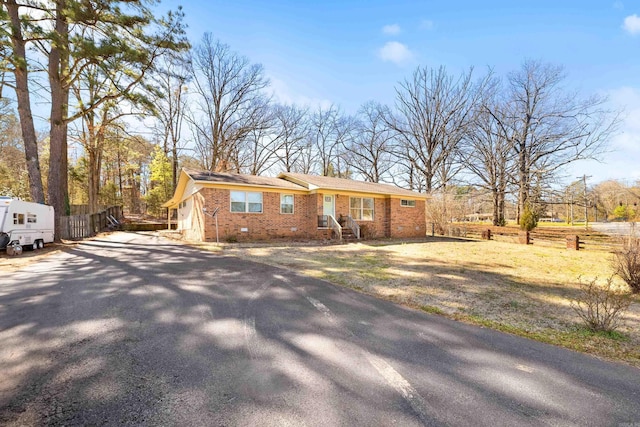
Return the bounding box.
[0,0,188,239]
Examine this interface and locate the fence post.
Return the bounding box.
[566,235,580,250]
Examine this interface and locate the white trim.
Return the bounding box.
[350,196,375,221]
[230,191,263,213]
[323,194,335,218]
[280,194,294,214]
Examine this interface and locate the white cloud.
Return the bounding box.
[382,24,401,35]
[420,19,435,30]
[269,76,332,109]
[622,14,640,35]
[378,41,414,65]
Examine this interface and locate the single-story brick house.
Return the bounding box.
[162,169,428,242]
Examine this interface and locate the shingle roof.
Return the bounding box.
[181,169,426,198]
[278,172,426,198]
[185,169,305,190]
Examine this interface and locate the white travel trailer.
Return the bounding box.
[0,197,55,256]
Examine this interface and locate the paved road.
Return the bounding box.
[591,221,637,237]
[1,232,639,426]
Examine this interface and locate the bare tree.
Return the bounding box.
[272,104,310,172]
[310,104,354,177]
[501,60,619,221]
[295,138,315,174]
[70,59,153,213]
[235,102,279,175]
[149,54,190,190]
[389,65,485,193]
[592,180,639,220]
[345,101,396,183]
[188,34,270,172]
[463,87,516,225]
[331,113,356,178]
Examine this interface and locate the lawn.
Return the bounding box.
[220,237,640,367]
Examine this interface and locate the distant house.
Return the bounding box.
[162,169,428,242]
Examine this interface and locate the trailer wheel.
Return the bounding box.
[6,245,14,256]
[12,244,22,256]
[37,240,44,249]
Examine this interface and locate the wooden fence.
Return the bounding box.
[59,206,123,240]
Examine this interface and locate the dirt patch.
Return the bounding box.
[0,243,79,272]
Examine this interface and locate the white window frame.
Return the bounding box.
[401,199,416,207]
[350,197,374,221]
[280,194,294,214]
[230,191,263,213]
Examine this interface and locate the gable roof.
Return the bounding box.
[278,172,426,198]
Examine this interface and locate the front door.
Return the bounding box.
[323,195,335,218]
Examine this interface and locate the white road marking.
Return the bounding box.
[305,295,431,424]
[243,279,275,358]
[243,316,258,357]
[364,352,431,424]
[305,297,332,318]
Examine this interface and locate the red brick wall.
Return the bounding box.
[333,195,426,239]
[389,198,426,238]
[197,187,327,242]
[187,187,426,242]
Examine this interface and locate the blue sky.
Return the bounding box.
[162,0,640,185]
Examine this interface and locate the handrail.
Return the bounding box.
[327,215,342,241]
[344,215,361,239]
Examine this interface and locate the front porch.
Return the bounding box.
[318,215,361,242]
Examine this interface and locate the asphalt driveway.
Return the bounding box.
[1,231,639,426]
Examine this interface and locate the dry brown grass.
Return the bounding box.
[218,237,640,367]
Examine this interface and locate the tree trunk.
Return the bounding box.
[87,147,100,213]
[517,143,528,224]
[492,189,500,226]
[5,0,45,203]
[497,170,507,225]
[172,143,178,191]
[48,1,70,241]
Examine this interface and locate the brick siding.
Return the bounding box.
[184,187,426,242]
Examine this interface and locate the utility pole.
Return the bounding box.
[578,174,592,230]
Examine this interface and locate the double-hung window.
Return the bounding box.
[350,197,374,221]
[281,194,294,214]
[230,191,263,213]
